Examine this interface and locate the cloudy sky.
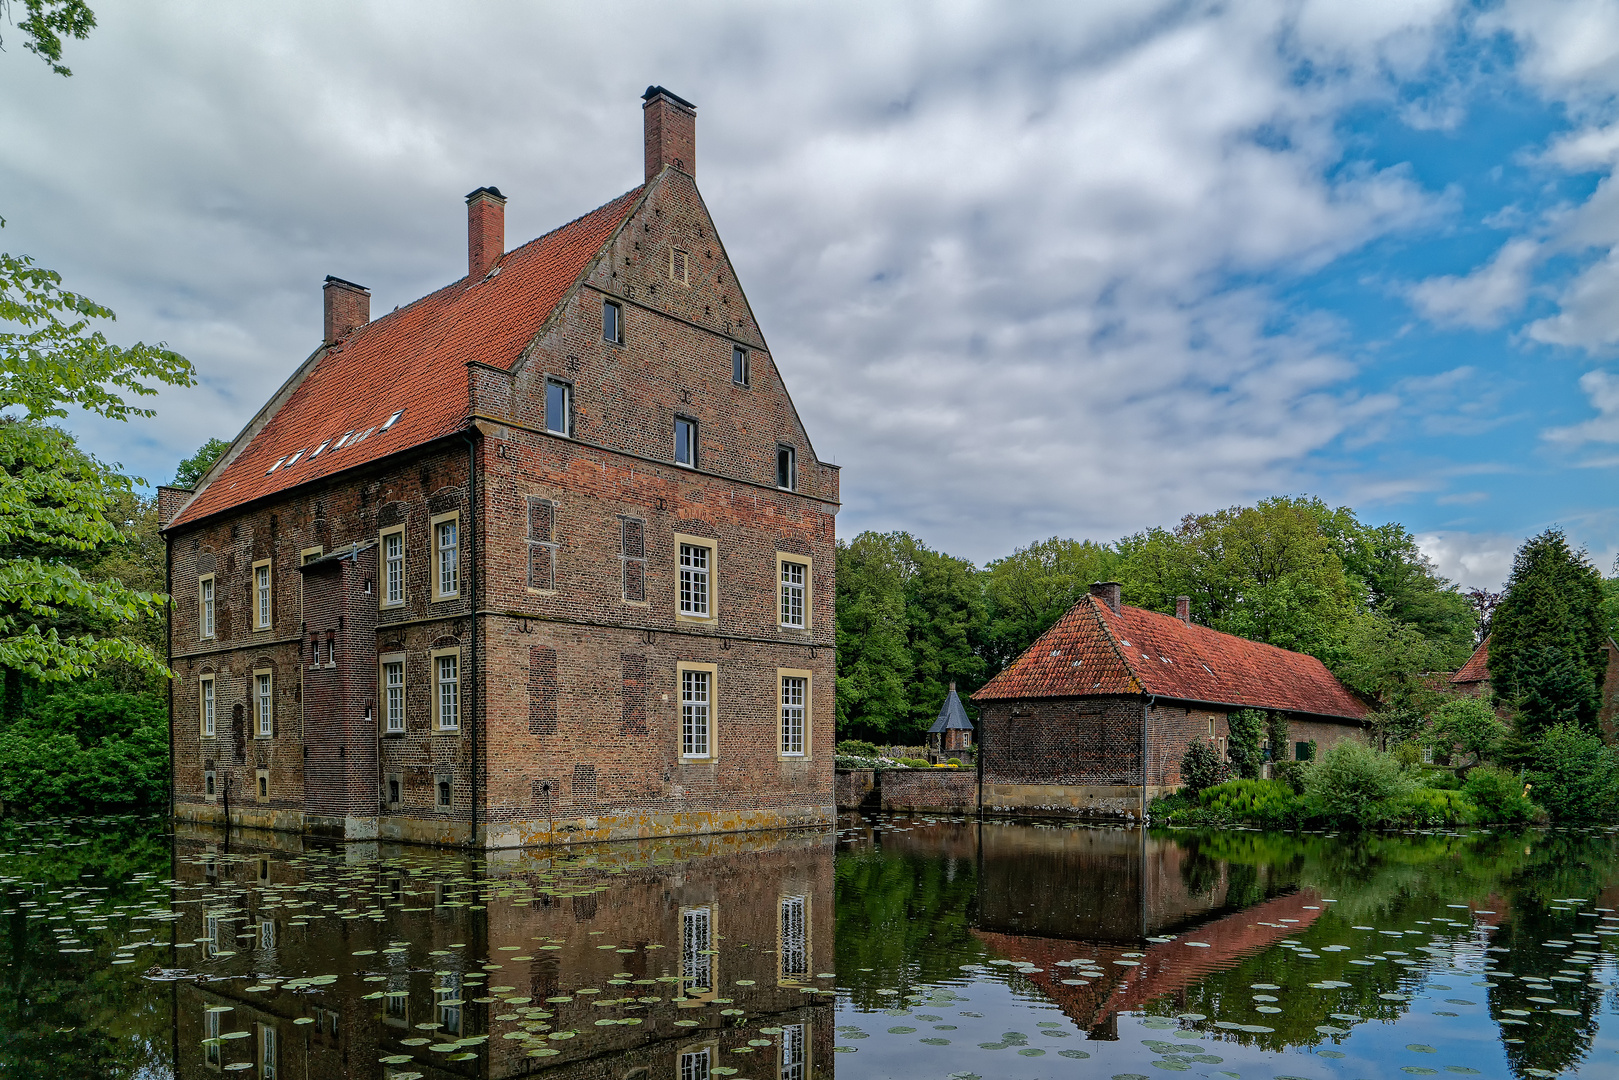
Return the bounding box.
[4,0,1619,589]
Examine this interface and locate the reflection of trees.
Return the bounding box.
[0,815,172,1078]
[834,841,984,1008]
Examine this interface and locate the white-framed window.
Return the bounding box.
[674,416,697,467]
[258,918,276,951]
[680,1047,712,1080]
[382,658,405,734]
[603,298,622,344]
[777,445,796,491]
[259,1023,278,1080]
[381,527,405,607]
[780,674,807,757]
[433,650,460,732]
[437,972,462,1035]
[779,894,808,978]
[253,561,272,630]
[198,574,215,639]
[680,666,713,759]
[545,379,570,437]
[732,345,749,386]
[678,541,710,618]
[432,514,459,600]
[204,1007,221,1068]
[681,905,714,994]
[780,1024,806,1080]
[199,675,216,738]
[203,914,220,959]
[254,671,272,738]
[779,559,807,628]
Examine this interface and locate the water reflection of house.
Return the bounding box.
[972,582,1368,817]
[168,826,833,1079]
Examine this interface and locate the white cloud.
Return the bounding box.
[1407,237,1540,329]
[1545,369,1619,444]
[1414,531,1520,591]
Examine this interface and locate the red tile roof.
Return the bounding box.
[1452,637,1491,685]
[972,595,1368,720]
[168,187,645,530]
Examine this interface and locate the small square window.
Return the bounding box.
[256,770,269,800]
[437,778,452,807]
[545,379,570,436]
[776,445,796,491]
[204,770,216,797]
[603,299,622,345]
[732,345,749,386]
[387,775,401,806]
[675,417,696,467]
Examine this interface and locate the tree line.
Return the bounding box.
[836,497,1619,746]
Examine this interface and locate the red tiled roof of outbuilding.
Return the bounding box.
[1452,637,1491,684]
[972,595,1368,721]
[168,186,645,530]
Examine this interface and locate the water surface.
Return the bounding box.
[3,813,1619,1080]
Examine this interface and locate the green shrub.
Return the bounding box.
[1190,779,1303,828]
[1430,697,1505,770]
[0,681,168,814]
[1462,765,1539,824]
[1420,769,1463,790]
[1180,740,1228,794]
[837,739,880,758]
[1270,759,1309,794]
[896,757,930,769]
[1302,740,1413,829]
[1523,724,1619,822]
[947,757,961,765]
[1227,710,1265,779]
[1392,786,1476,827]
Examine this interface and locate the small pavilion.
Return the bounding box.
[928,683,975,762]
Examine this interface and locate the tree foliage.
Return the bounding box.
[0,0,94,77]
[979,536,1118,674]
[1490,529,1606,741]
[1226,709,1265,779]
[173,436,228,488]
[1523,724,1619,822]
[1429,696,1504,772]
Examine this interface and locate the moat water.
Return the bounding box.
[4,815,1619,1080]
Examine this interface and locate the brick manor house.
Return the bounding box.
[159,88,838,848]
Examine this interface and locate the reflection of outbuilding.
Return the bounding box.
[927,683,974,762]
[972,582,1368,818]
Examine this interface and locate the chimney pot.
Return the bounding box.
[465,185,506,281]
[322,275,370,343]
[1176,596,1191,624]
[1090,581,1122,615]
[642,85,696,183]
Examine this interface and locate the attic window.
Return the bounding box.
[333,431,355,448]
[381,409,405,432]
[308,439,332,460]
[285,450,305,467]
[266,457,286,475]
[1049,649,1061,657]
[350,427,376,445]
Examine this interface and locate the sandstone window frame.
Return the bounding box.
[253,668,273,739]
[670,247,690,286]
[199,673,216,738]
[380,653,406,734]
[431,647,461,733]
[602,298,623,345]
[676,661,718,761]
[776,444,796,492]
[776,553,811,630]
[431,512,460,602]
[674,534,717,623]
[673,414,697,468]
[679,1041,719,1080]
[778,669,811,758]
[379,525,405,608]
[203,767,216,800]
[198,573,215,640]
[204,1007,222,1069]
[255,768,270,803]
[300,546,323,566]
[779,1022,808,1080]
[526,496,559,594]
[679,903,719,998]
[732,345,749,387]
[777,892,810,982]
[544,378,572,437]
[252,559,273,631]
[619,516,647,605]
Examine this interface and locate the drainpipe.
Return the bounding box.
[463,434,479,850]
[165,530,174,824]
[1141,693,1156,823]
[975,710,984,818]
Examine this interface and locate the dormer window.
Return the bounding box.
[381,409,404,432]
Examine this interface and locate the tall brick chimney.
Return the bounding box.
[643,85,696,182]
[1090,581,1122,615]
[466,186,506,280]
[1176,596,1191,624]
[323,276,370,343]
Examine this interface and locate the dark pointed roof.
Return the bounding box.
[930,686,974,733]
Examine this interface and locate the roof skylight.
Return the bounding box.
[266,457,286,475]
[380,408,405,432]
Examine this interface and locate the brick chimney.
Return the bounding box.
[1090,581,1122,615]
[1176,596,1191,624]
[466,186,505,281]
[323,276,370,343]
[643,85,696,182]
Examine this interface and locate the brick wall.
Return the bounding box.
[880,769,974,812]
[834,769,876,811]
[979,697,1144,787]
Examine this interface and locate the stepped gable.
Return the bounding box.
[974,594,1367,721]
[169,186,645,529]
[1452,637,1491,685]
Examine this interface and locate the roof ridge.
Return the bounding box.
[491,185,646,274]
